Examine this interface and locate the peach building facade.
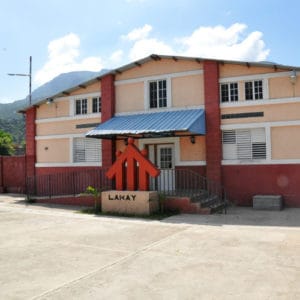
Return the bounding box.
[34,80,102,172]
[24,55,300,207]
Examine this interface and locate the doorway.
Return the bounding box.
[147,144,175,192]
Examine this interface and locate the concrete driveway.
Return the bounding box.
[0,194,299,300]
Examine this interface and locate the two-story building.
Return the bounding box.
[24,54,300,207]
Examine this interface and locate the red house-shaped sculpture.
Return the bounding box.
[106,138,160,191]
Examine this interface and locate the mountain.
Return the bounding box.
[27,70,108,106]
[0,69,108,120]
[0,69,108,148]
[0,99,25,121]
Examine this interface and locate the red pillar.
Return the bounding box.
[0,156,3,192]
[126,155,136,191]
[25,107,36,178]
[203,60,222,184]
[101,74,115,169]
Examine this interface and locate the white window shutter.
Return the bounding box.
[237,129,252,159]
[74,138,85,162]
[251,128,266,159]
[73,138,101,163]
[222,130,237,159]
[85,138,101,162]
[222,128,266,161]
[251,128,266,143]
[223,144,237,160]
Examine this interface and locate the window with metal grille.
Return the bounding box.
[73,138,101,163]
[75,99,88,115]
[160,147,173,169]
[92,97,101,113]
[149,79,167,108]
[220,82,238,102]
[222,128,266,160]
[245,80,263,100]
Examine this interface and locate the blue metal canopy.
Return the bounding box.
[86,109,205,139]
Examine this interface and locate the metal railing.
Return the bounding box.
[26,168,227,212]
[150,168,227,212]
[26,169,112,198]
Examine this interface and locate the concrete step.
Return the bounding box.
[210,202,227,214]
[164,196,212,215]
[190,190,209,203]
[190,193,227,214]
[200,195,220,208]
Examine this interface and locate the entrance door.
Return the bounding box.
[157,145,175,192]
[148,144,175,192]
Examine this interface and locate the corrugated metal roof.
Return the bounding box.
[86,109,205,139]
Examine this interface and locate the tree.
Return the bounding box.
[0,130,15,156]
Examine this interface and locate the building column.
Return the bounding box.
[0,156,3,192]
[25,106,36,178]
[203,60,222,184]
[101,74,116,169]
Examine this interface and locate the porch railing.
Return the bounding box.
[26,169,112,198]
[150,168,227,211]
[26,168,227,212]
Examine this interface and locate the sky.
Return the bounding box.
[1,0,300,103]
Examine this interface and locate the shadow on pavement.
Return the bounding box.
[163,206,300,228]
[0,194,88,212]
[1,194,299,228]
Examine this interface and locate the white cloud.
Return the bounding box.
[110,50,124,65]
[123,23,270,63]
[122,24,152,41]
[34,33,103,86]
[178,23,270,61]
[34,24,270,87]
[122,24,174,61]
[129,38,174,61]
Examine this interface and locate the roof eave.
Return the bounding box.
[19,54,300,112]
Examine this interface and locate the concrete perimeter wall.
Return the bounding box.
[0,156,26,193]
[223,164,300,207]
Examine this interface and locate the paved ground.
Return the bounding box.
[0,194,299,300]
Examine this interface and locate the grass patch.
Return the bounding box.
[78,208,178,220]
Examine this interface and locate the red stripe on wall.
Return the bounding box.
[36,166,105,175]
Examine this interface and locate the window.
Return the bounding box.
[149,79,167,108]
[92,97,101,113]
[159,147,173,169]
[75,99,87,115]
[73,138,101,163]
[222,128,266,160]
[245,80,263,100]
[220,82,238,102]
